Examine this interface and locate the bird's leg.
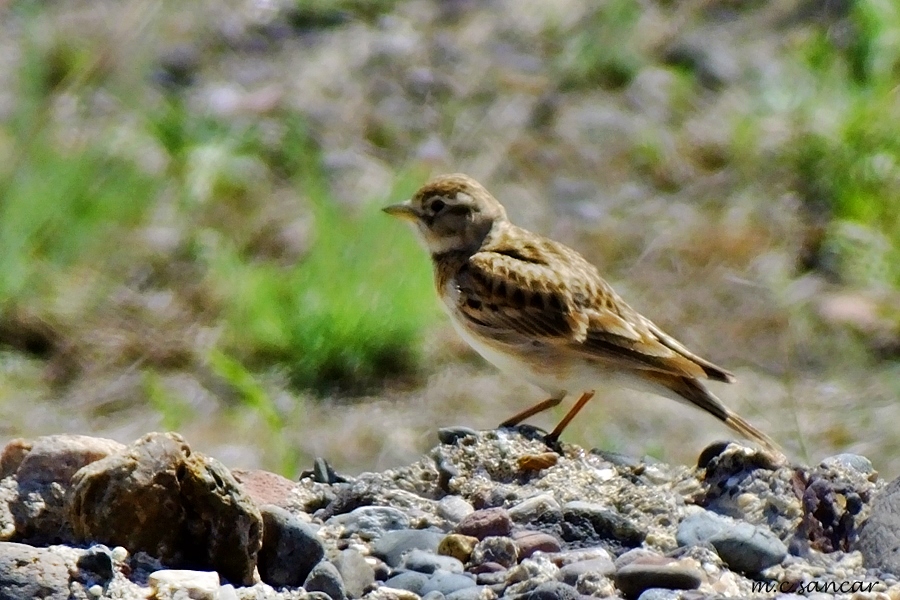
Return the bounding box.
[544,390,596,446]
[498,394,565,428]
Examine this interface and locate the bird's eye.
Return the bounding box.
[430,199,446,213]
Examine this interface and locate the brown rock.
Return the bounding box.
[438,533,479,563]
[66,432,262,585]
[2,435,125,544]
[14,435,125,486]
[512,530,561,559]
[454,507,512,540]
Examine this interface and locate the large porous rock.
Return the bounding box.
[0,435,125,543]
[858,475,900,576]
[0,542,71,600]
[66,432,262,585]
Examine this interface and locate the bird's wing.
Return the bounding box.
[453,228,731,381]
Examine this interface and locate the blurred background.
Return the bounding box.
[0,0,898,478]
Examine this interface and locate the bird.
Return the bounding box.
[383,173,782,456]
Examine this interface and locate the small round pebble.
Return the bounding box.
[333,506,411,540]
[557,557,616,585]
[524,580,580,600]
[455,508,513,540]
[305,560,347,600]
[421,570,477,595]
[513,530,561,559]
[438,496,475,523]
[371,530,446,568]
[615,557,702,598]
[402,548,465,574]
[384,571,430,595]
[708,521,787,574]
[333,549,375,599]
[258,505,324,586]
[508,494,561,523]
[438,427,480,445]
[637,589,682,600]
[439,533,479,563]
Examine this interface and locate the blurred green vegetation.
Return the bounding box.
[0,14,436,428]
[789,0,900,288]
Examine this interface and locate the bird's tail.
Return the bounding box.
[647,372,786,460]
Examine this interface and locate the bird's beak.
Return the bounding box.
[382,200,419,222]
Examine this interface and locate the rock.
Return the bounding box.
[471,536,518,568]
[0,542,70,600]
[675,510,729,547]
[384,570,430,594]
[455,508,512,540]
[258,504,324,586]
[421,592,447,600]
[75,545,114,581]
[421,570,477,595]
[636,590,681,600]
[513,530,561,559]
[561,501,646,551]
[371,529,446,568]
[8,435,125,486]
[148,569,220,600]
[858,475,900,574]
[437,496,474,524]
[524,580,580,600]
[5,435,125,544]
[402,547,465,574]
[305,560,347,600]
[439,533,479,563]
[819,454,875,476]
[66,432,262,585]
[614,556,702,599]
[438,427,480,445]
[557,557,616,585]
[709,522,786,574]
[676,509,786,574]
[333,548,374,598]
[445,587,491,600]
[333,506,410,540]
[232,468,298,509]
[508,494,561,523]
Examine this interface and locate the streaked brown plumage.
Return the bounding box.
[384,173,782,457]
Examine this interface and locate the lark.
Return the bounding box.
[384,173,782,456]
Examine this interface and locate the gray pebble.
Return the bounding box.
[675,511,729,547]
[615,557,701,598]
[859,476,900,574]
[305,561,346,600]
[524,580,580,600]
[384,570,430,594]
[402,548,465,574]
[708,521,786,574]
[421,570,477,595]
[438,496,475,524]
[820,453,875,475]
[0,542,70,600]
[422,592,446,600]
[558,557,616,586]
[258,505,324,587]
[637,589,682,600]
[307,593,333,600]
[438,427,480,445]
[333,549,374,599]
[332,506,410,540]
[371,529,446,568]
[508,494,560,523]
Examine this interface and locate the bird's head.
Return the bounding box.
[383,173,507,255]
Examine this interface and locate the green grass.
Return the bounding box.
[786,0,900,289]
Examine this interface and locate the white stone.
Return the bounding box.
[149,569,220,600]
